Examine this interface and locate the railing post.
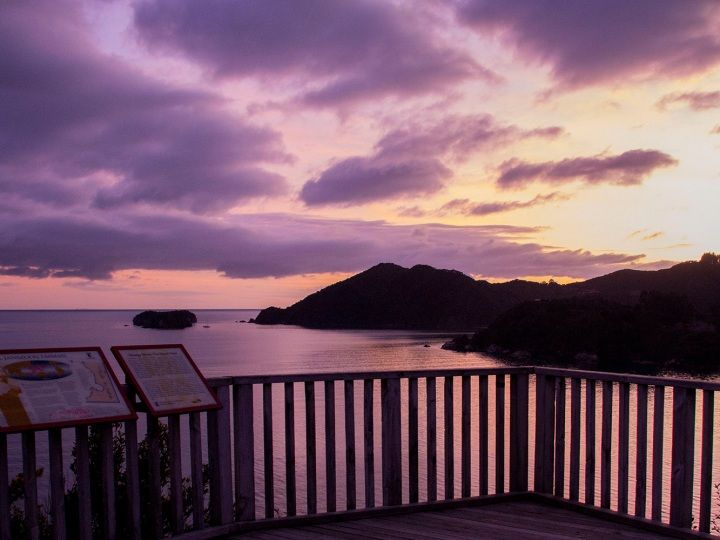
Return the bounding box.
[208,384,233,525]
[74,426,92,540]
[99,424,116,540]
[444,376,454,500]
[168,415,183,535]
[509,372,528,492]
[600,381,613,509]
[533,373,555,493]
[381,377,402,505]
[234,383,255,521]
[146,417,163,538]
[0,434,9,540]
[22,431,39,540]
[699,390,715,533]
[123,383,141,539]
[669,386,696,528]
[217,385,234,523]
[48,428,66,540]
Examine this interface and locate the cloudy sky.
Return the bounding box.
[1,0,719,308]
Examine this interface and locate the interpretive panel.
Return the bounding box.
[0,347,136,433]
[111,344,220,416]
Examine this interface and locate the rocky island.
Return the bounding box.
[132,310,197,329]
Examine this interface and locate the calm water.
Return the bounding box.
[0,309,498,377]
[1,310,718,528]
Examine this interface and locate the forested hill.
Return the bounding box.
[252,254,720,331]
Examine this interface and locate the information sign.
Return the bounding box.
[111,344,220,416]
[0,347,136,433]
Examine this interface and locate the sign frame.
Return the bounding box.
[111,344,221,417]
[0,346,137,434]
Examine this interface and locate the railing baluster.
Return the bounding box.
[699,389,714,533]
[670,386,696,528]
[426,376,437,502]
[554,377,566,498]
[479,375,488,496]
[651,386,664,521]
[168,414,184,534]
[600,381,613,509]
[48,428,65,540]
[408,377,419,503]
[263,383,275,518]
[190,412,206,527]
[534,374,555,493]
[381,377,402,506]
[305,381,317,514]
[285,382,297,517]
[75,426,92,540]
[585,379,596,505]
[635,384,648,518]
[495,375,506,495]
[124,404,141,538]
[444,376,454,500]
[216,385,233,523]
[509,373,528,492]
[363,379,375,508]
[0,434,8,540]
[207,384,233,525]
[569,378,581,501]
[461,375,471,498]
[234,384,255,521]
[344,380,356,510]
[207,408,219,524]
[618,382,630,513]
[324,380,336,512]
[22,431,39,540]
[146,417,163,537]
[99,424,116,540]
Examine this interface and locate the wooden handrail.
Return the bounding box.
[2,365,718,539]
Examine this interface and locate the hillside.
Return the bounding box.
[442,292,720,373]
[253,263,549,330]
[568,253,720,310]
[252,254,720,331]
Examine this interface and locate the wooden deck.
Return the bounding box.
[227,501,679,539]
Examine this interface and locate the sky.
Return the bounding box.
[1,0,719,309]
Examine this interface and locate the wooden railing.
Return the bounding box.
[1,366,718,539]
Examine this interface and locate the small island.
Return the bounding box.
[132,310,197,329]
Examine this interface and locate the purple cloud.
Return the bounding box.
[497,150,677,189]
[133,0,495,108]
[300,158,452,207]
[657,91,720,111]
[0,211,658,281]
[456,0,720,89]
[439,192,569,216]
[301,115,562,205]
[0,1,290,214]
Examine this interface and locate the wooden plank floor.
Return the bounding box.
[227,501,676,539]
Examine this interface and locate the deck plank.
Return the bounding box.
[229,500,678,539]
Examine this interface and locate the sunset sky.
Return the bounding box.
[1,0,719,309]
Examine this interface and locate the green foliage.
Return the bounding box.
[700,252,720,265]
[8,468,52,539]
[9,422,208,538]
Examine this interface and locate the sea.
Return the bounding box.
[0,310,717,527]
[0,309,490,377]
